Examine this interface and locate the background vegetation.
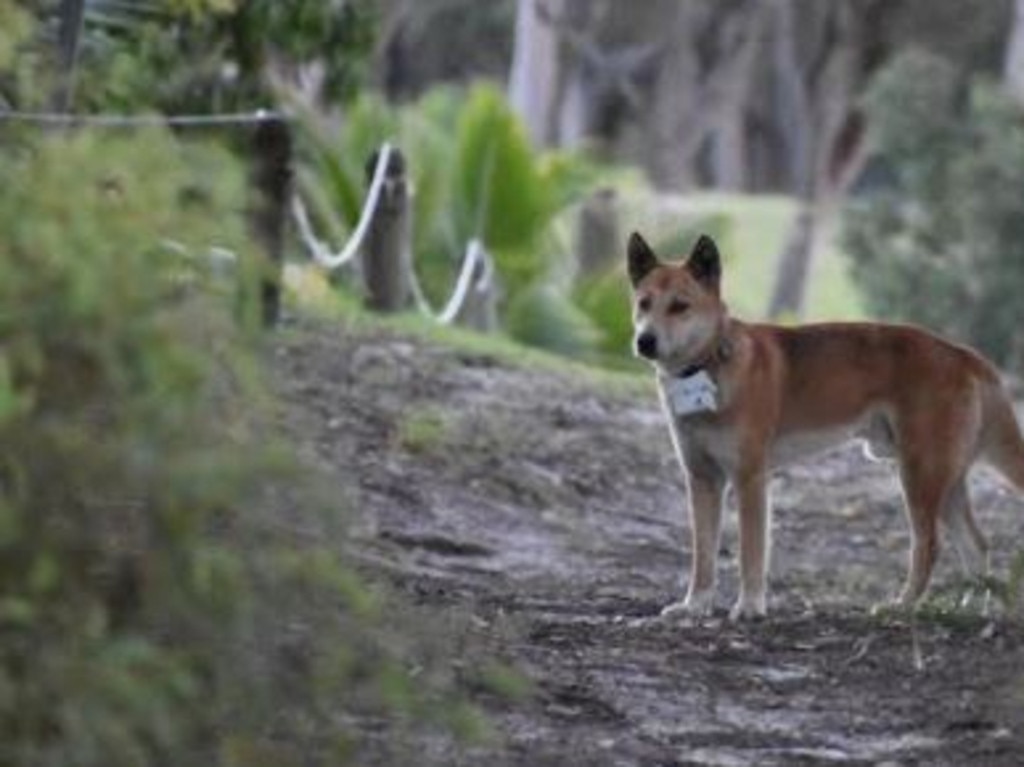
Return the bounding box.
[0,108,476,767]
[844,49,1024,369]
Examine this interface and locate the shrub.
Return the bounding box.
[843,49,1024,369]
[0,129,475,765]
[0,128,264,765]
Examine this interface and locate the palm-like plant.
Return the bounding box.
[295,83,606,354]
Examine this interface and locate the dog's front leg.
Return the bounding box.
[683,461,726,615]
[661,455,724,618]
[731,459,769,619]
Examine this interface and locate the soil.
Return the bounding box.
[272,316,1024,767]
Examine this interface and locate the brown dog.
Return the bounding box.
[628,232,1024,618]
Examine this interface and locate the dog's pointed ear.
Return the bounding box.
[627,232,659,287]
[686,234,721,291]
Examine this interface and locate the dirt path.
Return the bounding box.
[274,318,1024,766]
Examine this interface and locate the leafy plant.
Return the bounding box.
[0,129,480,765]
[0,128,260,766]
[295,83,606,352]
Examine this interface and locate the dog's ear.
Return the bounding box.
[627,232,659,287]
[686,234,721,291]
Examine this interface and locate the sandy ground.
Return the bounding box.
[273,317,1024,766]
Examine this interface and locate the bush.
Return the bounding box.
[0,128,264,765]
[0,130,475,765]
[843,49,1024,369]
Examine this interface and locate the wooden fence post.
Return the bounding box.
[455,246,500,332]
[251,117,292,327]
[363,146,412,312]
[575,187,620,277]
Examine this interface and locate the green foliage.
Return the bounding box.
[296,84,605,352]
[0,130,479,765]
[10,0,376,112]
[452,86,552,289]
[505,284,601,359]
[573,268,636,362]
[0,128,259,765]
[0,0,31,71]
[844,49,1024,369]
[396,409,450,454]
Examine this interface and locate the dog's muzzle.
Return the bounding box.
[635,332,658,360]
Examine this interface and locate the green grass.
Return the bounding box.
[396,409,450,454]
[282,270,655,398]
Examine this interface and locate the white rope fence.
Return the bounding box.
[291,143,393,271]
[3,107,496,328]
[408,238,493,325]
[290,143,495,327]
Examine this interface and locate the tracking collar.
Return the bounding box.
[677,335,733,380]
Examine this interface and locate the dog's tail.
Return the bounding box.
[981,382,1024,493]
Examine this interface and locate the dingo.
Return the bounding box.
[628,232,1024,618]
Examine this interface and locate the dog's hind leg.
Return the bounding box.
[894,402,978,606]
[941,477,989,581]
[896,461,948,606]
[941,476,991,609]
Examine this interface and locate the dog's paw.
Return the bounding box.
[660,590,716,619]
[869,598,909,618]
[728,594,767,621]
[659,589,716,618]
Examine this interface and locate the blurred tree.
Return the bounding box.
[1006,0,1024,103]
[843,49,1024,370]
[508,0,563,146]
[373,0,513,102]
[52,0,85,110]
[19,0,376,112]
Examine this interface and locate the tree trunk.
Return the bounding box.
[766,0,866,319]
[767,204,817,318]
[508,0,564,146]
[1005,0,1024,106]
[52,0,86,111]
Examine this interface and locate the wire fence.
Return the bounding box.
[0,109,284,127]
[2,108,497,329]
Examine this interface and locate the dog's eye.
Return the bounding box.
[637,297,652,312]
[667,299,690,315]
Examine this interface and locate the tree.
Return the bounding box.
[843,49,1024,370]
[1006,0,1024,104]
[508,0,563,146]
[20,0,377,113]
[52,0,85,110]
[765,0,876,318]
